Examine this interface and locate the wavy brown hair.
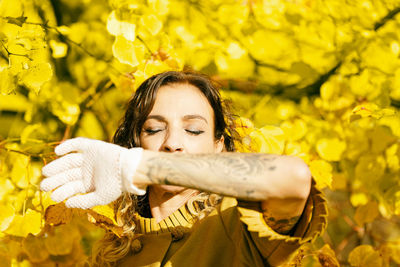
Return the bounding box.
[91,71,238,266]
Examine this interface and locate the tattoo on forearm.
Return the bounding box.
[262,212,301,234]
[145,153,278,200]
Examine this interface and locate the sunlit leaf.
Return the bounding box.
[350,192,369,207]
[309,159,332,189]
[316,137,346,162]
[280,119,307,141]
[20,63,53,94]
[0,178,15,202]
[5,209,42,237]
[49,40,68,58]
[112,36,139,67]
[11,154,30,189]
[0,68,17,95]
[139,14,163,36]
[249,126,285,154]
[348,245,383,267]
[0,204,15,231]
[354,201,379,226]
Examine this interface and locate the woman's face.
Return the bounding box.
[139,83,224,154]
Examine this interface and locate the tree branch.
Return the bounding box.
[374,6,400,31]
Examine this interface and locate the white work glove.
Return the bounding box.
[40,137,146,209]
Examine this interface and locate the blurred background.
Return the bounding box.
[1,0,400,266]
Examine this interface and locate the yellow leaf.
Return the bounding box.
[0,178,15,201]
[44,224,78,255]
[135,59,171,85]
[44,203,73,226]
[11,154,30,189]
[22,234,49,263]
[0,255,10,267]
[139,14,163,36]
[386,144,399,172]
[234,117,255,138]
[214,51,254,79]
[107,11,136,41]
[331,172,347,190]
[0,204,15,231]
[284,141,310,162]
[368,125,396,154]
[148,0,170,15]
[75,111,106,140]
[20,124,42,144]
[112,36,139,67]
[351,103,379,118]
[217,4,249,25]
[20,63,53,94]
[5,209,42,237]
[391,68,400,101]
[379,115,400,138]
[0,93,29,112]
[316,137,346,161]
[388,244,400,264]
[245,30,293,62]
[249,126,285,154]
[0,238,23,265]
[0,67,16,95]
[91,204,117,225]
[355,155,386,185]
[309,159,332,189]
[49,40,68,58]
[32,191,56,211]
[350,70,375,97]
[362,42,398,74]
[354,201,379,226]
[51,100,80,126]
[350,192,368,207]
[348,245,383,267]
[280,119,307,141]
[317,244,340,267]
[186,49,212,70]
[226,42,246,59]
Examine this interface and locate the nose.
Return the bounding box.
[161,129,184,152]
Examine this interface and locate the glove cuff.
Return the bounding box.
[120,147,147,195]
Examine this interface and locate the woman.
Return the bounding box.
[41,71,327,266]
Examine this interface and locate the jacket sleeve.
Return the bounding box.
[236,179,328,266]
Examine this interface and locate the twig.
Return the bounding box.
[374,6,400,31]
[136,35,154,55]
[0,40,30,59]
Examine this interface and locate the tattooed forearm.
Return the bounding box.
[262,212,301,234]
[138,151,290,200]
[136,150,311,201]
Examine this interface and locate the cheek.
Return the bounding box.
[186,134,217,153]
[139,134,164,151]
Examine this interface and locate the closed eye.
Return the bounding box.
[144,129,163,135]
[186,130,204,135]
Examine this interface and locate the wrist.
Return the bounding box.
[133,149,155,186]
[120,147,147,195]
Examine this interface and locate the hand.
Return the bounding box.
[41,137,146,209]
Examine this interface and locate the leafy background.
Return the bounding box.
[1,0,400,266]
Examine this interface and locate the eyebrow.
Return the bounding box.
[146,114,208,124]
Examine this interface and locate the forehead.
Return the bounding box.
[149,83,214,120]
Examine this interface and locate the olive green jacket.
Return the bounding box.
[119,183,327,267]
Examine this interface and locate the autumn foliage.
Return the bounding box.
[1,0,400,266]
